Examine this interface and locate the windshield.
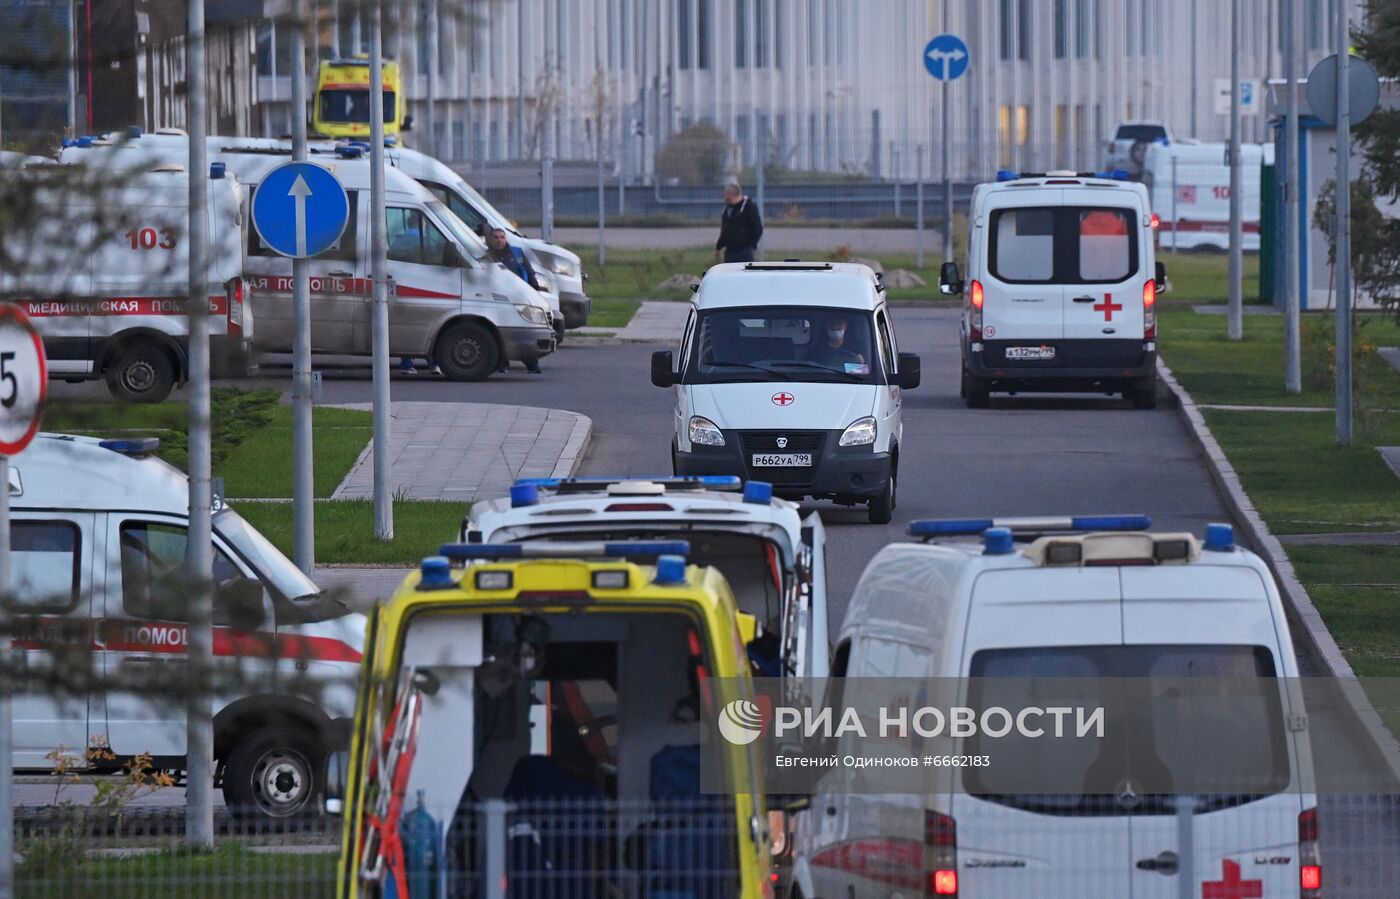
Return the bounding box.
[450,174,521,236]
[427,199,487,254]
[214,509,319,602]
[1115,124,1167,142]
[686,305,882,385]
[318,89,396,124]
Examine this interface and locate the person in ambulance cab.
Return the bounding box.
[808,314,866,370]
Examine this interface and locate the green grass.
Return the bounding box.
[18,843,336,898]
[220,406,373,498]
[1158,250,1260,303]
[234,499,466,566]
[1288,546,1400,678]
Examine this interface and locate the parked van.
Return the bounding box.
[652,261,921,524]
[334,544,774,898]
[59,134,556,379]
[1143,141,1274,252]
[792,516,1319,899]
[463,475,831,680]
[313,58,406,140]
[941,171,1167,409]
[0,162,251,403]
[10,434,366,818]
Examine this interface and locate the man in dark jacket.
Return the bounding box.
[715,182,763,263]
[484,227,544,373]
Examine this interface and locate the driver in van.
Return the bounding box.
[808,315,866,369]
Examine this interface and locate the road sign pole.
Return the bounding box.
[1335,0,1352,445]
[1171,157,1179,254]
[1283,0,1302,394]
[915,145,924,268]
[941,78,952,265]
[0,453,11,899]
[1227,0,1244,342]
[290,0,314,575]
[184,0,215,848]
[369,0,393,539]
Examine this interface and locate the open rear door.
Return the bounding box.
[798,513,830,679]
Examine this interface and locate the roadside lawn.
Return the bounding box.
[234,499,466,566]
[17,843,335,899]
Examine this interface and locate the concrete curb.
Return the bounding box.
[553,412,593,478]
[1158,358,1400,781]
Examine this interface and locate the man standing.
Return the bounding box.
[484,227,544,374]
[715,182,763,263]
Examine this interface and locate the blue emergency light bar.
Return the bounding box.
[514,475,743,493]
[908,514,1152,538]
[996,169,1132,183]
[438,540,691,561]
[99,437,161,456]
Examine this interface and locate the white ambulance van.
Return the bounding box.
[462,475,831,680]
[10,433,366,819]
[0,161,251,403]
[940,172,1167,409]
[58,133,556,379]
[792,516,1319,899]
[1143,141,1274,252]
[652,261,921,524]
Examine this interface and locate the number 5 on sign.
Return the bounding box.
[0,305,47,455]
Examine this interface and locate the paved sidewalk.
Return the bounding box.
[554,226,937,254]
[611,300,690,343]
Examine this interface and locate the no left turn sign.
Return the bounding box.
[0,305,47,456]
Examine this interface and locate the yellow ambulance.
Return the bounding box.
[313,58,405,140]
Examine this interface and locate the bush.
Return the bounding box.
[656,123,731,187]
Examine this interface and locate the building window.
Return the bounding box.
[678,0,713,70]
[1075,0,1095,58]
[1054,104,1068,166]
[735,0,748,68]
[1002,0,1031,60]
[999,0,1013,60]
[1054,0,1068,59]
[1017,0,1031,60]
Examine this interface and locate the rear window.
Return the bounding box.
[989,206,1139,285]
[1115,124,1167,142]
[962,644,1289,815]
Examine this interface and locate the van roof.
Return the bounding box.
[695,261,882,310]
[12,433,191,514]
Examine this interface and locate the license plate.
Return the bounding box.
[751,453,812,468]
[1005,345,1056,361]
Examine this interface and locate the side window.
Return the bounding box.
[12,521,80,612]
[678,309,697,375]
[249,186,358,261]
[386,207,451,267]
[423,182,489,234]
[874,311,896,374]
[118,522,254,627]
[1078,208,1132,281]
[991,208,1055,282]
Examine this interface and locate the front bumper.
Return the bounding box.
[559,291,591,329]
[499,325,557,362]
[675,429,891,501]
[966,338,1156,391]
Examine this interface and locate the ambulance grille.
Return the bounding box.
[739,431,825,487]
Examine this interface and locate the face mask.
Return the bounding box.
[827,328,846,340]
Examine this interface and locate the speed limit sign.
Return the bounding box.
[0,304,47,456]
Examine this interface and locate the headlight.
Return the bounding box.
[688,416,725,447]
[543,252,576,278]
[514,304,550,326]
[839,416,877,447]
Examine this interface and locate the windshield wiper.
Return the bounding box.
[762,360,867,382]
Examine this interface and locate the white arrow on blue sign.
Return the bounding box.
[251,161,350,259]
[923,34,970,82]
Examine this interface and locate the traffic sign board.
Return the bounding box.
[1214,78,1263,116]
[0,305,47,456]
[923,34,970,82]
[1306,54,1381,127]
[251,161,350,259]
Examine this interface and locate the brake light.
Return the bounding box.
[1142,278,1156,339]
[925,810,956,896]
[603,502,674,512]
[1150,213,1161,229]
[1299,807,1321,897]
[968,280,984,342]
[226,278,245,337]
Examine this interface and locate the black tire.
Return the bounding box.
[868,468,895,524]
[554,318,566,344]
[222,725,321,821]
[963,369,991,409]
[434,321,499,381]
[1131,375,1159,410]
[105,341,176,403]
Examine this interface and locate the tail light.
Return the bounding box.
[968,280,984,342]
[1142,278,1156,340]
[1150,212,1161,230]
[226,278,245,337]
[1299,807,1321,897]
[924,810,957,896]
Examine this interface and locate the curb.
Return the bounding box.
[552,413,593,478]
[1158,358,1400,781]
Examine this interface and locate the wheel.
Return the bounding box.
[554,318,566,344]
[221,725,321,820]
[1131,375,1159,410]
[434,321,499,381]
[963,369,990,409]
[868,468,895,524]
[105,341,176,403]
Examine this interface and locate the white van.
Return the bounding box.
[651,261,921,524]
[10,434,366,818]
[59,134,556,380]
[1,163,251,403]
[940,172,1167,409]
[792,516,1319,899]
[1143,141,1274,252]
[462,475,830,680]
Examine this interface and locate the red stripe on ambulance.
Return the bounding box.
[24,296,229,317]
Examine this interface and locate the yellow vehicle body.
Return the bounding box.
[313,58,404,139]
[336,554,773,899]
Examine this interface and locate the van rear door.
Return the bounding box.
[980,191,1065,344]
[1061,204,1147,344]
[797,513,829,679]
[1119,566,1301,899]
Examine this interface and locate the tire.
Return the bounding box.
[1131,375,1159,410]
[554,318,566,344]
[963,369,990,409]
[868,468,895,524]
[105,340,176,404]
[434,321,499,381]
[222,725,321,821]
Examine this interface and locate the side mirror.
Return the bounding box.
[1155,261,1169,293]
[896,352,921,390]
[323,749,349,815]
[938,262,963,296]
[401,114,414,132]
[651,350,676,388]
[219,580,266,634]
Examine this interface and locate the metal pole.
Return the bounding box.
[915,145,924,268]
[1283,0,1302,394]
[597,129,606,269]
[541,156,554,243]
[892,143,901,216]
[940,0,952,265]
[1171,156,1179,253]
[755,127,765,261]
[0,455,12,899]
[1335,0,1353,444]
[184,0,215,848]
[370,0,394,538]
[1227,0,1244,341]
[425,0,439,159]
[290,0,314,575]
[1175,797,1196,899]
[1189,0,1199,137]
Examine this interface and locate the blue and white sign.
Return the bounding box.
[923,34,970,82]
[251,161,350,259]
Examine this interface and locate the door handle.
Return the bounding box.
[1135,851,1179,875]
[825,805,838,816]
[1072,295,1097,303]
[120,654,161,664]
[328,270,354,278]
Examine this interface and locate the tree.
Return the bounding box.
[656,122,731,186]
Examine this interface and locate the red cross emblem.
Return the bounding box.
[1201,860,1262,899]
[771,392,794,406]
[1094,293,1123,322]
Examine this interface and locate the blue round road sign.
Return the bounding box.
[251,161,350,259]
[924,34,970,82]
